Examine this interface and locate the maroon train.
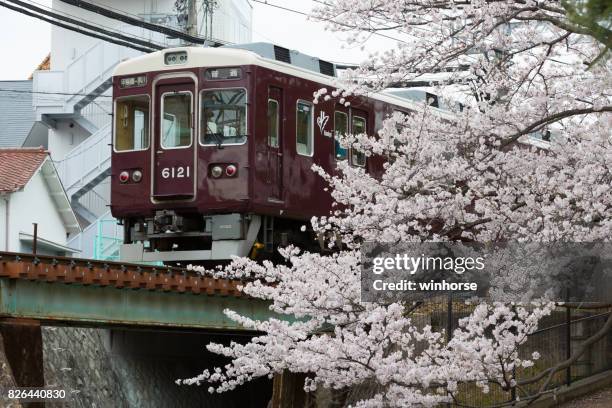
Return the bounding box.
[110,43,441,263]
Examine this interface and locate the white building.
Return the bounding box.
[31,0,252,259]
[0,148,80,255]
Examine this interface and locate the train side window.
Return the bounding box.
[200,89,247,146]
[161,92,192,149]
[334,111,348,160]
[268,99,279,148]
[114,95,150,152]
[351,115,367,167]
[296,101,313,156]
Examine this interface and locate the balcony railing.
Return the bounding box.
[55,122,111,198]
[79,99,113,131]
[67,210,122,260]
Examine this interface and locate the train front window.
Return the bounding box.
[296,101,313,156]
[114,95,150,152]
[161,92,192,149]
[200,89,247,146]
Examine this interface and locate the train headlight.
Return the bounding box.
[119,171,130,183]
[211,166,223,178]
[164,51,188,65]
[225,164,237,177]
[132,170,142,183]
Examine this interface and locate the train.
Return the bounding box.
[110,43,450,263]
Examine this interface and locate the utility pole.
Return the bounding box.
[187,0,198,38]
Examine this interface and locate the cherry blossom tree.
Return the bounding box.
[181,1,611,406]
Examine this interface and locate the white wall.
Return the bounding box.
[50,0,254,72]
[48,119,89,161]
[0,197,6,251]
[7,169,68,252]
[210,0,253,44]
[51,0,176,71]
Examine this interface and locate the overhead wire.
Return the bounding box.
[0,88,112,98]
[66,0,229,45]
[56,0,217,45]
[250,0,411,44]
[310,0,481,66]
[2,1,480,90]
[15,0,171,49]
[74,0,180,27]
[0,1,156,53]
[251,0,481,76]
[3,0,163,51]
[254,0,487,91]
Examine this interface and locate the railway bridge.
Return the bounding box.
[0,251,270,330]
[0,251,280,407]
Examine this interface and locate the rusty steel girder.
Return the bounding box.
[0,252,242,297]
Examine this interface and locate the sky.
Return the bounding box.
[0,0,52,80]
[249,1,390,66]
[0,0,391,80]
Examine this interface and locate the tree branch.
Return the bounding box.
[502,106,612,146]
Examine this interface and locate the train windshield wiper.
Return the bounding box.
[208,132,225,149]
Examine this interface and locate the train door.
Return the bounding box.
[266,87,283,201]
[152,76,196,199]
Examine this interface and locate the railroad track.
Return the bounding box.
[0,251,243,297]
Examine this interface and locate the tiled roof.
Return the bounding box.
[29,54,51,80]
[0,80,36,148]
[0,148,48,193]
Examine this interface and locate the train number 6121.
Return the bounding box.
[161,166,191,179]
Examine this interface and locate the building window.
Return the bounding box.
[200,89,247,146]
[114,95,150,151]
[268,99,279,147]
[161,92,192,149]
[351,115,367,167]
[296,101,313,156]
[334,111,348,160]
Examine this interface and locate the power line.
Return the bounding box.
[251,1,478,75]
[0,88,112,98]
[311,0,455,39]
[20,0,171,49]
[291,0,483,86]
[81,0,178,25]
[0,1,156,53]
[238,1,475,87]
[4,0,163,51]
[310,0,480,64]
[57,0,215,45]
[250,0,410,45]
[70,0,228,46]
